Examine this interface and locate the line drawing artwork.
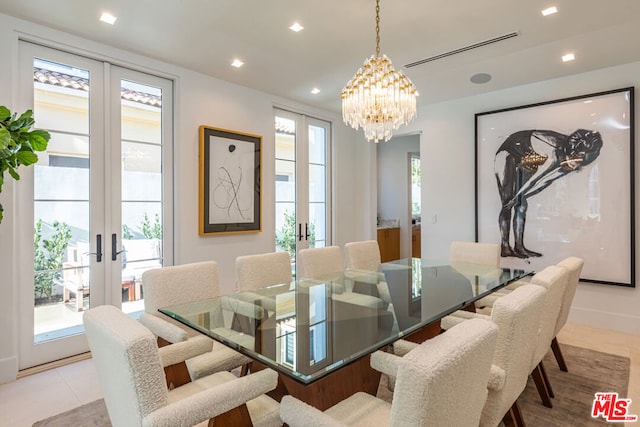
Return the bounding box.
[495,129,603,258]
[209,136,254,224]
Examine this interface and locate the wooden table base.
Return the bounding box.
[253,319,443,411]
[253,354,382,411]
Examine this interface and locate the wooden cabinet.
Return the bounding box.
[412,225,421,258]
[377,227,400,262]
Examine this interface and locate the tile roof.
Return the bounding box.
[33,68,162,107]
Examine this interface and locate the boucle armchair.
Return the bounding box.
[234,251,293,314]
[438,285,547,426]
[236,251,293,291]
[139,261,250,386]
[525,265,569,408]
[447,264,569,409]
[280,318,498,427]
[472,257,584,372]
[344,240,381,272]
[344,240,399,334]
[83,305,281,427]
[450,241,501,266]
[551,256,584,371]
[297,246,344,279]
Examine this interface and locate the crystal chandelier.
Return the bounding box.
[341,0,418,143]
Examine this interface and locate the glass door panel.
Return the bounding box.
[275,115,298,264]
[32,58,96,341]
[118,78,166,313]
[19,42,105,367]
[274,110,330,270]
[308,122,329,248]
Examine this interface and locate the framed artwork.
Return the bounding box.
[199,126,262,235]
[475,87,635,287]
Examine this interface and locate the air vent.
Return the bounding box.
[404,31,519,68]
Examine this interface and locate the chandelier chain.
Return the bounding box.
[375,0,380,57]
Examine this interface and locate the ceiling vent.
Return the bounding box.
[404,31,519,68]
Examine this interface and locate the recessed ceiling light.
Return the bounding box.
[562,53,575,62]
[541,6,558,16]
[311,88,320,94]
[289,22,304,32]
[231,59,244,68]
[99,12,117,25]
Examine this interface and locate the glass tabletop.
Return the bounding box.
[159,258,530,384]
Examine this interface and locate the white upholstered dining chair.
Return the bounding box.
[296,246,344,279]
[450,241,501,266]
[236,251,293,291]
[438,285,547,426]
[84,305,281,427]
[343,239,398,333]
[280,318,498,427]
[139,261,251,386]
[476,256,584,372]
[344,240,381,271]
[551,256,584,371]
[526,264,569,408]
[473,262,571,408]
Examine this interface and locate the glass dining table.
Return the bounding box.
[160,258,530,410]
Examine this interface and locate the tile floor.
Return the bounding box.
[0,321,638,427]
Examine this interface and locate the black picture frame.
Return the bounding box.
[475,87,635,287]
[199,126,262,235]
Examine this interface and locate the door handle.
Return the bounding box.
[298,223,303,241]
[85,234,103,262]
[112,233,125,261]
[305,223,310,241]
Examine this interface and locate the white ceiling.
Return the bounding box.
[1,0,640,114]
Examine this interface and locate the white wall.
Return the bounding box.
[377,134,420,258]
[400,61,640,335]
[0,13,374,382]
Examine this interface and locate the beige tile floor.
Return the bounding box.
[0,321,638,427]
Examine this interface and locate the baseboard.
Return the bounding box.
[569,307,640,335]
[17,352,92,379]
[0,356,18,385]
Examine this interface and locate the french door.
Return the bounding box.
[274,109,331,272]
[17,42,173,368]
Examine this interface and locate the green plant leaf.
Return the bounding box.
[0,106,10,122]
[0,202,3,224]
[28,130,50,151]
[0,127,10,150]
[14,110,34,129]
[8,166,19,181]
[0,148,11,160]
[16,151,38,166]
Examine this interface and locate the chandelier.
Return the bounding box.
[341,0,418,143]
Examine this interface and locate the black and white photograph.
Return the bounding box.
[475,87,635,286]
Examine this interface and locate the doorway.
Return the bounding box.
[17,42,174,368]
[410,152,421,258]
[377,134,420,259]
[274,109,331,273]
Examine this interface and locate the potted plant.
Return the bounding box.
[0,105,50,223]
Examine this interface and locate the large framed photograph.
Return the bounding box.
[199,126,262,235]
[475,87,635,287]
